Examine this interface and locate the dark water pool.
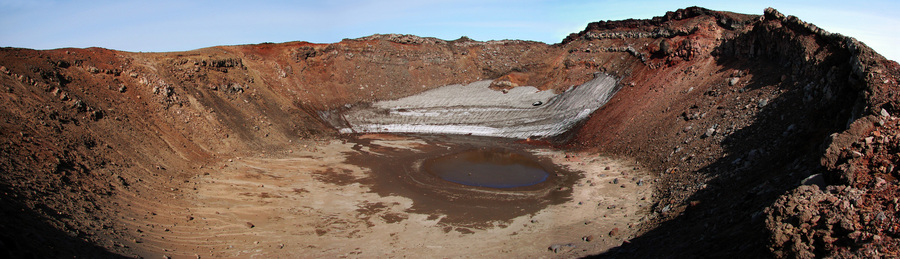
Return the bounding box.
[424,149,550,188]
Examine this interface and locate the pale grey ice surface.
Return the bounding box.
[323,74,619,139]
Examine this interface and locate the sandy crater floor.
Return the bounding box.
[129,135,653,258]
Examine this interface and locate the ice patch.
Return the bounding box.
[322,74,619,139]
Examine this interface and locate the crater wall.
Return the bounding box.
[0,6,898,258]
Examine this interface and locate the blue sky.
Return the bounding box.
[1,0,897,61]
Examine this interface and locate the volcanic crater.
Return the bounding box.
[1,6,899,258]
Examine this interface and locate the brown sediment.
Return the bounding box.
[346,134,580,228]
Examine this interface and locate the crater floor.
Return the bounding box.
[133,135,653,258]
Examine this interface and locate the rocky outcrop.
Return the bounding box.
[562,6,754,44]
[766,185,868,258]
[559,6,898,259]
[729,8,900,258]
[768,112,900,258]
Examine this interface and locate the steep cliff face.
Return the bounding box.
[0,6,897,258]
[568,7,899,258]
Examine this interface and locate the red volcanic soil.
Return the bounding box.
[0,6,898,258]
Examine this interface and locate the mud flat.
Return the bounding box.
[323,74,619,139]
[128,135,653,258]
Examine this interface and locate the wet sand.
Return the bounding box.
[130,134,654,258]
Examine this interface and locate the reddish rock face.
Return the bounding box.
[0,6,898,258]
